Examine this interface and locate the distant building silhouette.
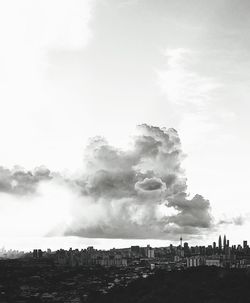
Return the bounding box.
[223,235,227,250]
[213,242,216,252]
[218,235,222,252]
[33,249,43,259]
[146,245,155,258]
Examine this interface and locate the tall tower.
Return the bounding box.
[218,235,222,252]
[223,235,227,250]
[180,236,183,248]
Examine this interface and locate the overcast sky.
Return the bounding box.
[0,0,250,251]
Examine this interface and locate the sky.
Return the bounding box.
[0,0,250,251]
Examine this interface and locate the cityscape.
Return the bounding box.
[33,235,250,269]
[0,0,250,302]
[0,235,250,302]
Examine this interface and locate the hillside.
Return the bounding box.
[87,267,250,303]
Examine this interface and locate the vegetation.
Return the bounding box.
[88,267,250,303]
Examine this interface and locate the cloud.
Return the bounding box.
[157,48,219,106]
[167,193,211,228]
[218,215,246,226]
[135,177,166,192]
[0,124,214,240]
[0,166,52,196]
[64,124,213,239]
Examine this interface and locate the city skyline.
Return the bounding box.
[1,234,249,253]
[0,0,250,250]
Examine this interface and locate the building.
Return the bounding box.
[33,249,43,259]
[186,256,204,268]
[223,235,227,250]
[218,235,222,252]
[146,245,155,258]
[205,259,221,267]
[183,242,190,256]
[213,242,216,251]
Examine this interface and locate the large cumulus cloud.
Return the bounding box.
[0,124,214,239]
[65,124,212,239]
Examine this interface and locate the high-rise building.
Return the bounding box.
[33,249,37,258]
[243,241,248,249]
[223,235,227,249]
[213,242,216,251]
[38,249,43,258]
[183,242,190,256]
[146,245,154,258]
[218,235,222,252]
[33,249,43,259]
[87,246,94,252]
